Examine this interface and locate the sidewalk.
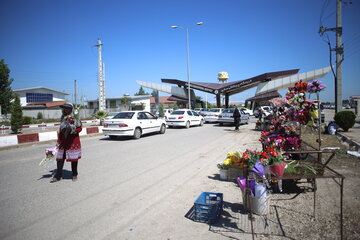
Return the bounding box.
[336,120,360,152]
[0,126,103,149]
[0,119,99,131]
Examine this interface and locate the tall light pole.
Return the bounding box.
[171,22,203,109]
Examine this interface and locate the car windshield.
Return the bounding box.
[223,108,235,113]
[171,111,185,115]
[108,112,118,117]
[209,109,221,112]
[113,112,135,119]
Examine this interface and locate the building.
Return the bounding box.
[13,87,69,107]
[350,95,360,115]
[87,95,151,112]
[149,96,188,112]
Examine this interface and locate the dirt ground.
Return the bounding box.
[246,127,360,240]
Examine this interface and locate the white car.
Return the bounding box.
[240,108,253,116]
[103,111,167,139]
[254,106,272,118]
[218,108,249,125]
[163,109,173,119]
[199,108,209,117]
[165,109,204,128]
[204,108,224,123]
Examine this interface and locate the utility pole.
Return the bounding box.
[74,79,77,107]
[335,0,343,113]
[96,39,106,111]
[319,0,344,113]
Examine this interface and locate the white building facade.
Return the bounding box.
[87,95,151,112]
[13,87,69,107]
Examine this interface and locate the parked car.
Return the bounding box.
[240,108,253,116]
[218,108,249,125]
[103,111,167,139]
[194,108,202,113]
[204,108,224,123]
[199,108,209,116]
[253,106,272,118]
[105,112,120,120]
[165,109,204,128]
[163,109,173,119]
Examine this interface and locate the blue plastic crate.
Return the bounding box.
[193,192,223,223]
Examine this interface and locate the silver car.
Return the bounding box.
[204,108,224,123]
[218,108,249,125]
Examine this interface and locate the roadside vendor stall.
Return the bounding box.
[216,79,345,239]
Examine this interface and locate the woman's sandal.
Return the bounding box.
[72,176,78,182]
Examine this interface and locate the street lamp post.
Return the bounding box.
[171,22,203,109]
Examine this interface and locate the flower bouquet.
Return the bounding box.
[60,114,81,138]
[39,147,57,166]
[307,79,326,93]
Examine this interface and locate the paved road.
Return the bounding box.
[0,118,260,240]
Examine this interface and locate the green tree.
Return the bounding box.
[121,95,132,110]
[93,110,108,125]
[134,86,149,96]
[37,112,43,119]
[170,103,179,110]
[158,103,164,117]
[151,90,158,97]
[0,59,14,115]
[10,95,23,133]
[195,96,203,108]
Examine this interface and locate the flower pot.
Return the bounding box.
[219,169,228,181]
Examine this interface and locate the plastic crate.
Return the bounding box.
[193,192,223,223]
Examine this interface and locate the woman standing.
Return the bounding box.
[50,103,82,182]
[233,107,241,131]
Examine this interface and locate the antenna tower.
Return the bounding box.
[96,39,106,111]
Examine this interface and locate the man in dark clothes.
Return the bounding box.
[233,107,240,131]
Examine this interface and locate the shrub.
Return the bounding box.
[10,95,23,133]
[158,103,164,117]
[37,112,43,119]
[93,110,108,125]
[334,111,356,132]
[22,116,32,125]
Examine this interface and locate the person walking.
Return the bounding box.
[233,107,241,131]
[50,103,82,183]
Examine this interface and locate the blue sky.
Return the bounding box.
[1,0,359,104]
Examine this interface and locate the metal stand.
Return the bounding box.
[245,155,344,240]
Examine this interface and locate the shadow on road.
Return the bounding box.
[38,169,73,180]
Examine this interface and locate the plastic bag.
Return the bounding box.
[326,121,339,135]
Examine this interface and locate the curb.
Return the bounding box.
[0,120,99,131]
[336,132,360,152]
[0,126,103,149]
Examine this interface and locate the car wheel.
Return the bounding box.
[219,122,223,126]
[159,124,166,134]
[133,128,142,139]
[185,121,190,129]
[199,120,204,126]
[245,119,249,124]
[109,135,117,140]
